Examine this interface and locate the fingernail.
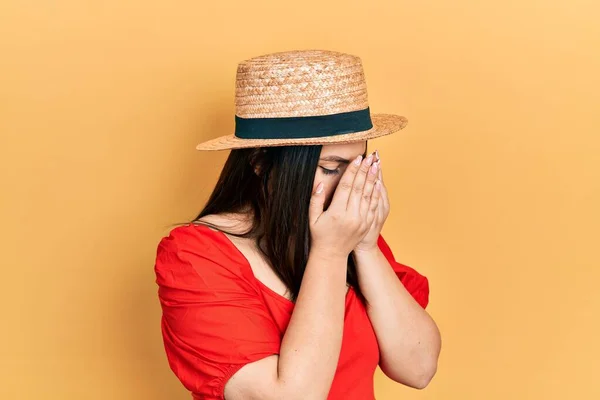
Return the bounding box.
[375,179,382,190]
[354,155,363,165]
[316,182,324,193]
[365,154,374,166]
[375,150,380,161]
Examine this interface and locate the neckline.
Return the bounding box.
[191,223,353,306]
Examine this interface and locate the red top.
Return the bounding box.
[155,223,429,400]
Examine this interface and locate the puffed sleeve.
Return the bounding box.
[154,225,282,399]
[377,234,430,309]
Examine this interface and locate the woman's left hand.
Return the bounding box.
[354,155,390,253]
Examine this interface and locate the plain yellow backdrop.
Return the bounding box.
[2,1,599,399]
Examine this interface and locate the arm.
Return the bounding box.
[353,246,441,389]
[226,153,381,399]
[156,228,350,400]
[351,152,440,389]
[224,250,348,400]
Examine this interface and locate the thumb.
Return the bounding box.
[309,182,325,225]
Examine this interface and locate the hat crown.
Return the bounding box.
[235,50,369,119]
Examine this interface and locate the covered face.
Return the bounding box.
[313,141,374,209]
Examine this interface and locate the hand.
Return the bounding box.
[354,152,390,254]
[309,153,382,258]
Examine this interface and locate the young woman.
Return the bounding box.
[154,50,441,400]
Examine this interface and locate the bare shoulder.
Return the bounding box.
[194,214,228,230]
[194,213,252,234]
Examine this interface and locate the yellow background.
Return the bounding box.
[2,1,599,399]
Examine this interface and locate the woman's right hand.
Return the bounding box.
[309,153,381,258]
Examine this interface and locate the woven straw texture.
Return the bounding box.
[196,49,407,151]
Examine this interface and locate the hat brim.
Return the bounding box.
[195,113,408,151]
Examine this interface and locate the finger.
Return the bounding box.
[359,159,379,218]
[328,154,363,212]
[379,177,390,211]
[366,179,382,227]
[309,181,326,225]
[347,152,375,212]
[378,191,385,222]
[378,161,390,210]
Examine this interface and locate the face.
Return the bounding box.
[314,141,367,209]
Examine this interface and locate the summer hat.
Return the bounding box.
[196,49,408,151]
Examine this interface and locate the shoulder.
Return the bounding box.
[377,233,430,308]
[155,223,254,289]
[158,222,221,252]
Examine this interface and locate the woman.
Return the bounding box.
[155,50,441,400]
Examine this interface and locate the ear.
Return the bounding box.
[249,148,268,176]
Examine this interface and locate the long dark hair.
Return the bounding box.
[192,145,367,304]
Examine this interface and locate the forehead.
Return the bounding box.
[319,141,367,159]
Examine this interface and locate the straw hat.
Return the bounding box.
[196,49,408,151]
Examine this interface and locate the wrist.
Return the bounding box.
[309,246,349,264]
[352,246,382,260]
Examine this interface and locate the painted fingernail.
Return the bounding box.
[372,151,378,160]
[370,163,378,174]
[354,155,363,165]
[375,150,380,161]
[365,154,374,166]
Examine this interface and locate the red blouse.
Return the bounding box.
[154,223,429,399]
